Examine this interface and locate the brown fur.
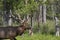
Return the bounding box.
[0,23,29,40]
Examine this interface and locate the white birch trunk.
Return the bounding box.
[8,9,12,26]
[39,5,43,23]
[42,4,46,23]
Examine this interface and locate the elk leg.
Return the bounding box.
[0,38,3,40]
[10,38,14,40]
[13,38,16,40]
[10,38,17,40]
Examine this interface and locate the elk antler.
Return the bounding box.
[11,13,28,26]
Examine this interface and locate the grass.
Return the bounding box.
[16,33,60,40]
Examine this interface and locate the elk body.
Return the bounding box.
[0,25,27,40]
[0,21,32,40]
[0,14,33,40]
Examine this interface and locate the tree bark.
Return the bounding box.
[8,9,12,26]
[42,4,46,23]
[3,0,13,26]
[3,0,8,26]
[42,0,47,23]
[39,5,43,23]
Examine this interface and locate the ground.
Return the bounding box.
[16,33,60,40]
[3,33,60,40]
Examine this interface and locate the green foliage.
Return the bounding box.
[33,20,55,34]
[13,0,39,15]
[0,0,3,10]
[33,22,39,33]
[40,20,55,34]
[43,20,55,34]
[16,34,60,40]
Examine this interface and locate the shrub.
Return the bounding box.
[40,20,55,34]
[33,20,55,35]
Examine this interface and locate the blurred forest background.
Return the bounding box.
[0,0,60,35]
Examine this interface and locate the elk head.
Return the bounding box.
[17,17,29,35]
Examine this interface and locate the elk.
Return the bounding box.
[0,15,32,40]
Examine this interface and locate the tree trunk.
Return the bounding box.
[55,17,59,36]
[39,5,43,23]
[51,4,55,20]
[30,13,33,35]
[37,12,40,33]
[8,9,12,26]
[3,0,13,26]
[3,0,8,26]
[42,4,46,23]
